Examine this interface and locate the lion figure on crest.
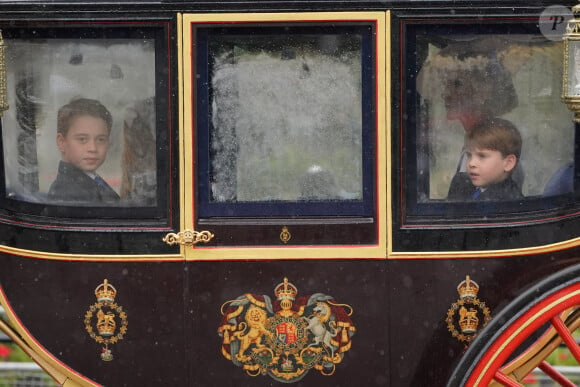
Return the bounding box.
[231,305,271,362]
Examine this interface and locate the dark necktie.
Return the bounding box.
[94,175,108,189]
[472,187,481,200]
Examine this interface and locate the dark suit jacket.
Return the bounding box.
[447,172,523,201]
[48,161,120,204]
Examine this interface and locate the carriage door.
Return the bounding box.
[176,11,391,385]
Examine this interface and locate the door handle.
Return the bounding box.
[163,229,214,246]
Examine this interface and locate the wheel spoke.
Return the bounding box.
[493,371,523,386]
[538,360,577,387]
[551,315,580,363]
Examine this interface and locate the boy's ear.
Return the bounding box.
[56,133,66,154]
[503,154,517,173]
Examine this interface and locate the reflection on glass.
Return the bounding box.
[208,33,363,203]
[416,35,573,200]
[2,39,157,206]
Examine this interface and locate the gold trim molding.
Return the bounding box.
[180,11,389,260]
[0,287,93,386]
[388,235,580,259]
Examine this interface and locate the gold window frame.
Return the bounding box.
[179,12,390,260]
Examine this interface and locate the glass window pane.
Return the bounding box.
[3,38,157,206]
[208,33,363,203]
[415,35,573,201]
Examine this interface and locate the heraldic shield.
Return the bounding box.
[218,278,356,383]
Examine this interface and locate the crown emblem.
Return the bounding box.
[274,278,298,310]
[95,279,117,303]
[457,276,479,299]
[458,306,479,334]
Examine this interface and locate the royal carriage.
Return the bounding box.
[0,0,578,386]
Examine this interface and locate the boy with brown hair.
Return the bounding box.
[448,118,523,201]
[48,98,120,203]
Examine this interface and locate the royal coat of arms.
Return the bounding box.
[218,278,356,383]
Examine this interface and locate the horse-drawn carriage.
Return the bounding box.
[0,0,578,385]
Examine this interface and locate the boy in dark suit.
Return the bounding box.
[448,118,523,201]
[48,98,120,204]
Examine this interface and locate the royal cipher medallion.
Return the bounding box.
[218,278,356,383]
[84,279,128,361]
[446,275,492,346]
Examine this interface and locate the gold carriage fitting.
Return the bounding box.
[162,229,214,246]
[84,279,128,361]
[563,3,580,122]
[218,277,356,382]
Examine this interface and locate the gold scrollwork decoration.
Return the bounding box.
[0,31,9,116]
[162,229,214,246]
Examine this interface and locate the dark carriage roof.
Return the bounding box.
[0,0,576,13]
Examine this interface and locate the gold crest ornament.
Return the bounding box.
[446,276,492,346]
[218,278,356,383]
[84,279,128,361]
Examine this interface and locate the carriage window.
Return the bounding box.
[195,25,375,218]
[206,32,363,205]
[185,14,385,250]
[0,25,171,220]
[403,22,576,223]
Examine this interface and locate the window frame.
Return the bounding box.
[182,12,389,259]
[400,17,580,228]
[0,20,177,231]
[390,14,580,256]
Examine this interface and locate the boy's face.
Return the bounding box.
[465,146,516,188]
[57,115,110,173]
